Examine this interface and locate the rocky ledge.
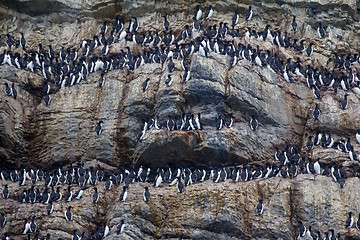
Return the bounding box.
[0,0,360,239]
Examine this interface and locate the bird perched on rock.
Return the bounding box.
[297,221,306,238]
[312,103,320,120]
[117,219,125,234]
[11,82,17,99]
[305,42,314,57]
[65,206,73,221]
[163,16,170,31]
[340,94,348,110]
[74,187,88,200]
[232,9,239,26]
[142,78,150,92]
[92,187,99,204]
[143,186,150,202]
[4,83,12,96]
[177,176,184,193]
[165,74,173,87]
[317,22,326,38]
[30,216,36,233]
[250,115,258,131]
[44,94,51,106]
[194,5,202,20]
[2,184,9,199]
[119,186,128,202]
[95,120,104,135]
[356,213,360,230]
[204,5,214,19]
[98,72,105,87]
[20,32,26,50]
[291,16,297,32]
[306,136,314,152]
[72,230,80,240]
[103,221,110,238]
[345,212,354,228]
[224,113,233,128]
[23,218,31,234]
[216,115,224,130]
[47,200,54,215]
[256,199,263,214]
[245,6,253,21]
[0,212,6,227]
[65,186,72,202]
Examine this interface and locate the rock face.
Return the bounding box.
[1,0,360,239]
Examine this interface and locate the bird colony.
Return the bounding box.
[1,2,360,240]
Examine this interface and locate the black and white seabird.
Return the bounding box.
[100,21,108,35]
[72,229,80,240]
[0,212,6,227]
[143,186,150,202]
[30,216,36,233]
[314,159,321,175]
[216,115,224,130]
[98,72,105,87]
[168,57,175,73]
[317,22,326,38]
[165,74,173,87]
[298,221,306,238]
[345,212,354,229]
[204,5,214,19]
[142,78,150,92]
[245,6,253,21]
[356,130,360,144]
[195,113,203,130]
[47,200,54,215]
[103,221,110,238]
[306,136,314,152]
[117,220,125,234]
[329,229,336,240]
[92,187,99,204]
[44,94,51,106]
[20,32,26,50]
[250,115,258,131]
[167,115,175,131]
[2,184,9,198]
[305,226,313,239]
[65,206,73,221]
[224,113,233,128]
[195,5,202,21]
[11,82,17,99]
[232,10,239,26]
[312,103,320,120]
[356,213,360,230]
[177,177,184,193]
[155,116,162,130]
[119,186,128,202]
[340,94,348,110]
[23,218,31,234]
[256,199,263,214]
[65,186,72,202]
[163,16,170,31]
[291,16,297,32]
[182,70,191,83]
[95,120,104,135]
[4,83,12,96]
[305,42,314,57]
[74,187,88,200]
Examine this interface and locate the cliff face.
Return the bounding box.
[1,0,360,239]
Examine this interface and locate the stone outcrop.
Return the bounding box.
[1,0,360,239]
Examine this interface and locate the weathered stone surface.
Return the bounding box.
[1,175,360,239]
[1,0,360,239]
